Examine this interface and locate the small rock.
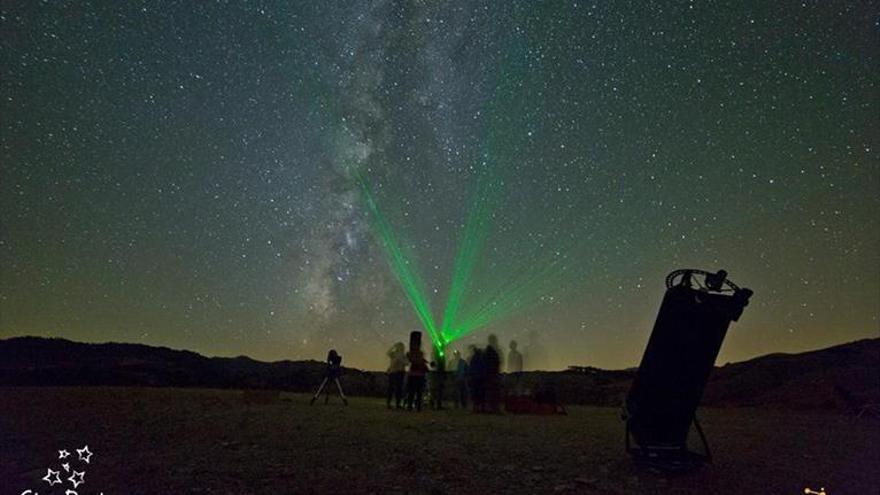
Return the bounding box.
[553,483,573,492]
[531,465,544,472]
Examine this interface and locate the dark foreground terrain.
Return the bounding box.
[2,387,877,494]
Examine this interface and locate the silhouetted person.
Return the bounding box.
[488,333,504,371]
[310,349,348,406]
[428,348,446,410]
[406,346,428,412]
[452,349,469,408]
[468,346,486,412]
[484,342,502,413]
[508,339,524,395]
[386,342,407,409]
[507,340,523,373]
[447,348,459,373]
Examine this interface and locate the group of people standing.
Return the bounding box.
[385,339,442,411]
[385,333,523,413]
[385,341,418,410]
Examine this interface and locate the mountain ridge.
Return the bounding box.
[1,335,877,411]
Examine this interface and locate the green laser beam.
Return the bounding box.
[447,215,592,340]
[295,21,590,355]
[353,170,442,351]
[452,252,576,338]
[439,30,537,341]
[345,8,599,353]
[440,165,503,338]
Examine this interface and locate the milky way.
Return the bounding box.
[1,1,877,370]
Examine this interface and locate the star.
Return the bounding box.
[62,462,70,472]
[68,470,85,488]
[58,449,70,459]
[42,467,62,485]
[0,0,876,382]
[76,445,93,464]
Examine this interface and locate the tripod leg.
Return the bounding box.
[334,378,348,405]
[310,377,329,405]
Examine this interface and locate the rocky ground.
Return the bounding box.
[2,387,877,494]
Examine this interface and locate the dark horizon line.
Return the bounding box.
[1,333,876,374]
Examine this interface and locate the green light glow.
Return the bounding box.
[440,165,501,339]
[354,23,588,354]
[354,171,443,352]
[452,251,576,339]
[438,33,551,343]
[359,160,587,352]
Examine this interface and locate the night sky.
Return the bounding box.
[1,1,877,370]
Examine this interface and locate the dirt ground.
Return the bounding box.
[1,387,877,494]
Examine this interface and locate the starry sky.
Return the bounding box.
[1,1,877,371]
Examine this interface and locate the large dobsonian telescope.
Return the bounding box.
[623,269,753,471]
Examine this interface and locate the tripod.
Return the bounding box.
[310,375,348,405]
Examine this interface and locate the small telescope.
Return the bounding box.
[309,349,348,406]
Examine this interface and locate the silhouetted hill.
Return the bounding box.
[1,336,877,411]
[0,337,382,397]
[702,338,880,412]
